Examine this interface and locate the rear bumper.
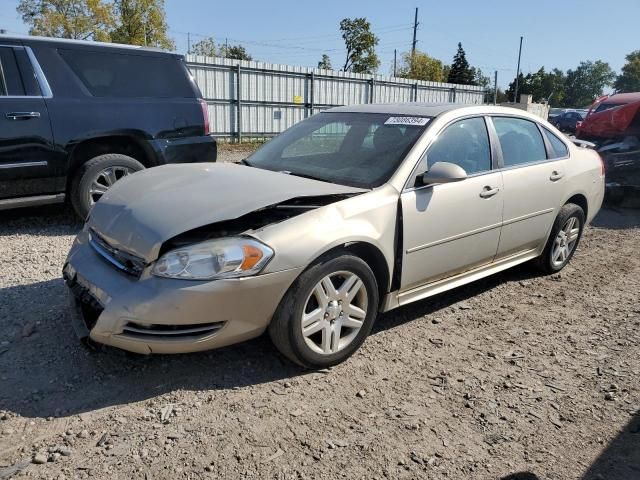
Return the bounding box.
[64,233,301,354]
[150,135,217,165]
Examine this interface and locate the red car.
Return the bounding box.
[576,92,640,141]
[577,92,640,202]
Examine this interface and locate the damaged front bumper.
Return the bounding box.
[63,231,302,355]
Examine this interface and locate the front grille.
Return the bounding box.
[89,229,146,277]
[121,321,225,339]
[64,273,103,331]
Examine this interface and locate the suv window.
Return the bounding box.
[426,117,491,175]
[543,128,569,158]
[59,49,194,98]
[0,47,26,96]
[493,117,547,167]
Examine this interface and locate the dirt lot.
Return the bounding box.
[0,205,638,480]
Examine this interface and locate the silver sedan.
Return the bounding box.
[64,104,605,367]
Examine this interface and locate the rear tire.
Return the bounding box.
[70,154,144,219]
[269,253,379,369]
[534,203,585,274]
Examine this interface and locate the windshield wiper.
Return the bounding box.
[279,170,329,183]
[239,158,252,166]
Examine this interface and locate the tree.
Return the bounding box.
[614,50,640,93]
[17,0,114,41]
[506,67,567,105]
[397,50,444,82]
[447,43,475,85]
[191,36,216,56]
[110,0,173,50]
[317,54,332,70]
[565,60,616,107]
[471,67,491,89]
[219,44,252,61]
[339,17,379,74]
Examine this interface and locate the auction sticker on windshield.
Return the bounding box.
[384,116,430,126]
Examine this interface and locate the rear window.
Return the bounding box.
[594,103,623,114]
[59,49,194,98]
[543,127,569,158]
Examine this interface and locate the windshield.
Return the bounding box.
[245,112,430,188]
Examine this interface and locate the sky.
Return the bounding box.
[1,0,638,88]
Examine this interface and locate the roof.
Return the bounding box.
[329,102,463,116]
[0,34,175,55]
[327,103,543,120]
[602,92,640,104]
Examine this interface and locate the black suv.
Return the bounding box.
[0,35,216,218]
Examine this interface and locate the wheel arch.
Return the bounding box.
[306,241,391,311]
[66,134,157,190]
[564,192,589,219]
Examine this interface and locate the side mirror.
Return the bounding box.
[421,161,468,185]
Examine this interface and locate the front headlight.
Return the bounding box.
[152,237,274,280]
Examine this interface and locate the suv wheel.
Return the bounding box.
[534,203,585,274]
[269,253,379,369]
[70,154,144,219]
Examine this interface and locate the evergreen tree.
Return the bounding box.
[447,43,475,85]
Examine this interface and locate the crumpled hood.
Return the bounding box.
[88,162,365,261]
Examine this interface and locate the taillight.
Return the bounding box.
[199,99,210,135]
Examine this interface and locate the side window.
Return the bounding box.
[493,117,547,167]
[426,117,491,175]
[59,49,194,98]
[543,127,569,158]
[0,47,26,96]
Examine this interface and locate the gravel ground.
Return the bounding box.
[0,204,638,480]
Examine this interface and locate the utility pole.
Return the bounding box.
[514,36,523,103]
[187,32,191,54]
[493,70,498,105]
[411,7,418,74]
[393,49,397,77]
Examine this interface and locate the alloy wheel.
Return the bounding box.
[89,166,134,205]
[551,216,580,268]
[301,271,368,355]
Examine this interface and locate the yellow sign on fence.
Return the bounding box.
[293,95,303,104]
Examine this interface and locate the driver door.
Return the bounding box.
[399,116,504,293]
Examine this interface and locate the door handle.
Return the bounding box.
[5,112,41,120]
[479,186,500,198]
[550,171,564,181]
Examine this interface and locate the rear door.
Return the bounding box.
[492,116,569,258]
[0,45,58,200]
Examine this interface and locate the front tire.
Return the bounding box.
[534,203,585,274]
[70,154,144,219]
[269,253,379,369]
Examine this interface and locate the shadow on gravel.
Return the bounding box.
[374,262,538,335]
[0,261,541,420]
[581,410,640,480]
[500,473,541,480]
[0,204,81,237]
[592,206,640,230]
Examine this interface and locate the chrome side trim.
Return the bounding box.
[89,235,130,272]
[0,193,64,210]
[0,161,48,169]
[502,208,554,227]
[406,221,502,254]
[405,208,554,254]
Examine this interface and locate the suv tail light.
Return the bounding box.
[199,99,210,135]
